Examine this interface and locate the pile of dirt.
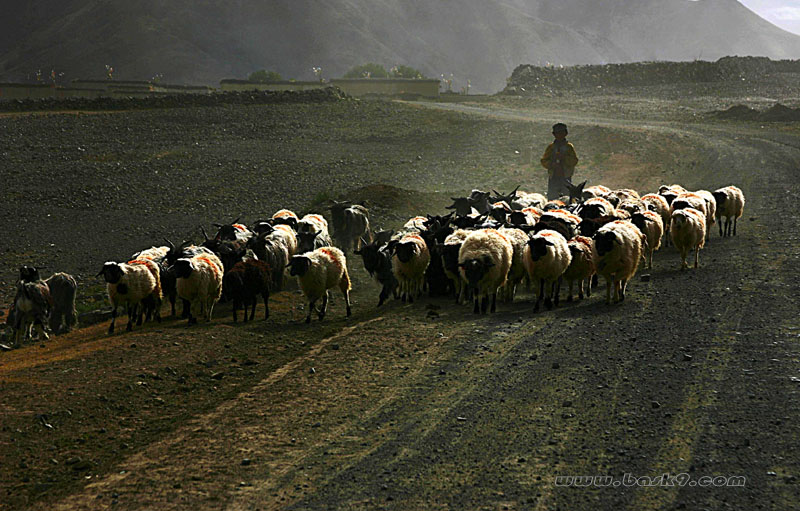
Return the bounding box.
[0,86,350,112]
[503,56,800,94]
[712,102,800,121]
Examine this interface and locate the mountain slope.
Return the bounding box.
[1,0,800,93]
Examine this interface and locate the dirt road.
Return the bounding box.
[2,96,799,510]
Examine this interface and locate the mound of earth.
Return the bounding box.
[712,102,800,121]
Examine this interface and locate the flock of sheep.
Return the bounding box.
[3,183,745,348]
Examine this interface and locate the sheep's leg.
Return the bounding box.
[490,292,497,313]
[591,274,599,289]
[533,279,544,313]
[544,280,553,310]
[567,280,574,302]
[733,217,738,236]
[108,305,118,335]
[249,297,257,321]
[473,292,480,314]
[318,292,328,321]
[584,277,590,298]
[306,299,315,323]
[35,321,49,341]
[481,295,489,314]
[694,246,700,268]
[554,277,562,307]
[126,305,134,332]
[606,277,613,305]
[620,279,628,302]
[340,283,352,318]
[233,298,240,323]
[262,291,270,320]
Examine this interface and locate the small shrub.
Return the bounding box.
[248,69,283,83]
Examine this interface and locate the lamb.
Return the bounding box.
[354,240,398,306]
[98,260,162,334]
[9,280,52,347]
[173,252,224,324]
[222,259,271,322]
[630,211,664,269]
[563,236,595,302]
[388,233,430,303]
[498,226,531,303]
[44,273,78,334]
[670,208,706,269]
[523,230,572,312]
[712,185,745,236]
[287,247,352,323]
[592,220,645,304]
[458,229,513,314]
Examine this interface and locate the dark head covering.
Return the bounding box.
[552,123,568,135]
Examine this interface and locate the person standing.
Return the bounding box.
[540,123,579,200]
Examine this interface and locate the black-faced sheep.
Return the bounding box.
[247,233,290,292]
[582,185,612,200]
[44,273,78,334]
[523,230,572,312]
[287,247,352,323]
[497,227,529,303]
[592,220,645,304]
[458,229,513,314]
[670,208,706,269]
[354,240,398,306]
[271,209,299,229]
[98,260,162,334]
[630,211,664,270]
[388,233,430,303]
[712,185,745,237]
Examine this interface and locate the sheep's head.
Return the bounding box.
[630,213,649,235]
[445,197,472,217]
[19,265,40,283]
[252,221,274,236]
[296,231,321,255]
[287,256,312,277]
[394,241,419,263]
[661,191,679,205]
[272,215,298,229]
[619,200,643,215]
[578,203,605,220]
[671,199,691,211]
[213,219,245,241]
[458,256,495,289]
[354,241,383,276]
[565,180,587,203]
[712,191,727,208]
[489,202,511,223]
[508,211,530,226]
[441,244,462,273]
[594,231,620,256]
[172,258,195,279]
[97,262,124,284]
[527,235,555,262]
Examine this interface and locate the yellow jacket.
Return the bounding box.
[541,141,578,178]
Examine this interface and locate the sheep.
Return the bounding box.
[658,184,687,206]
[512,191,547,210]
[403,216,428,232]
[630,211,664,269]
[670,208,706,269]
[712,185,745,236]
[564,179,587,204]
[43,273,77,334]
[296,212,334,254]
[222,259,271,322]
[539,209,581,239]
[523,230,572,312]
[297,213,330,237]
[388,233,430,303]
[439,229,471,304]
[609,188,641,204]
[446,197,479,216]
[131,245,170,262]
[582,184,612,200]
[98,260,162,334]
[287,247,352,323]
[354,239,398,306]
[641,193,671,244]
[489,201,513,223]
[258,223,298,257]
[543,199,567,211]
[592,220,645,304]
[340,205,371,252]
[468,190,493,214]
[213,219,252,242]
[563,236,595,302]
[10,280,52,347]
[578,215,618,238]
[247,233,290,291]
[618,198,646,216]
[271,209,299,229]
[693,189,717,241]
[173,252,224,324]
[498,226,531,303]
[163,241,216,317]
[578,197,615,220]
[458,229,513,314]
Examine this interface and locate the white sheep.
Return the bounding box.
[130,245,170,262]
[712,185,745,236]
[694,189,717,240]
[630,210,664,269]
[98,260,162,334]
[497,227,529,303]
[592,220,645,304]
[287,246,352,323]
[272,209,299,229]
[270,223,298,257]
[458,229,513,313]
[670,208,706,269]
[563,236,595,302]
[403,216,428,232]
[582,184,612,200]
[173,252,224,324]
[641,193,671,244]
[513,191,547,209]
[523,230,572,312]
[390,233,430,303]
[579,196,615,219]
[297,213,329,236]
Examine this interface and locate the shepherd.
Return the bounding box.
[540,123,579,200]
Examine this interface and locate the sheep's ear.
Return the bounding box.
[543,239,554,247]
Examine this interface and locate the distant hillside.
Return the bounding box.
[2,0,800,93]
